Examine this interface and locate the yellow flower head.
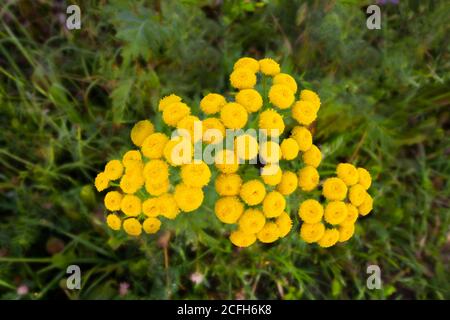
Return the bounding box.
[280,138,299,160]
[215,149,239,174]
[322,177,348,201]
[200,93,226,115]
[233,57,259,73]
[145,179,169,196]
[302,144,322,168]
[235,134,259,160]
[158,94,182,112]
[141,133,169,159]
[259,58,280,76]
[215,173,242,196]
[338,223,355,242]
[202,117,225,144]
[259,141,281,164]
[358,193,373,216]
[298,199,324,224]
[214,196,244,224]
[261,164,282,186]
[349,184,367,207]
[324,201,348,225]
[143,159,169,182]
[181,161,211,188]
[229,230,256,248]
[276,171,298,195]
[122,150,142,168]
[130,120,154,147]
[275,212,292,238]
[257,222,280,243]
[142,197,162,217]
[158,193,180,220]
[291,126,312,152]
[239,179,266,206]
[292,100,317,125]
[341,203,359,226]
[162,102,191,127]
[298,166,320,192]
[273,73,297,93]
[220,102,248,129]
[262,191,286,218]
[300,222,325,243]
[121,194,142,217]
[104,191,123,211]
[258,109,285,137]
[177,115,201,142]
[174,183,204,212]
[230,67,257,89]
[357,167,372,190]
[299,89,321,112]
[119,174,142,194]
[336,163,359,186]
[106,214,121,231]
[269,84,295,109]
[236,89,263,113]
[238,208,266,234]
[123,218,142,236]
[95,172,110,192]
[163,136,193,166]
[318,228,339,248]
[143,217,161,234]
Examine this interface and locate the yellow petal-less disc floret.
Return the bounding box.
[158,193,180,220]
[300,222,325,243]
[95,172,110,191]
[123,218,142,236]
[143,217,161,234]
[130,120,155,147]
[202,117,226,144]
[276,171,298,195]
[239,180,266,206]
[214,196,244,224]
[318,228,339,248]
[257,222,280,243]
[106,214,121,231]
[177,115,201,142]
[145,179,169,196]
[302,145,322,168]
[235,89,263,113]
[322,177,348,201]
[357,167,372,190]
[292,100,317,125]
[162,102,191,127]
[269,84,295,109]
[174,183,204,212]
[336,163,359,186]
[121,194,142,217]
[122,150,142,168]
[238,208,266,234]
[229,230,256,248]
[262,191,286,218]
[280,138,299,160]
[104,191,123,211]
[338,223,355,242]
[163,137,193,166]
[235,134,259,160]
[141,133,169,159]
[358,193,373,216]
[229,68,257,89]
[233,57,259,73]
[258,109,285,136]
[142,197,162,218]
[299,89,321,112]
[158,94,182,112]
[215,173,242,196]
[349,184,367,207]
[273,73,297,93]
[200,93,226,115]
[119,173,142,194]
[298,166,320,192]
[298,199,324,224]
[143,159,169,182]
[180,161,211,188]
[324,201,348,225]
[261,165,282,186]
[220,102,248,129]
[291,126,313,152]
[259,141,281,164]
[340,203,359,226]
[215,149,239,174]
[259,58,280,76]
[104,160,124,180]
[275,212,292,238]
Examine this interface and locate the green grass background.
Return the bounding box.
[0,0,449,299]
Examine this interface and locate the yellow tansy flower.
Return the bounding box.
[130,120,154,147]
[318,228,339,248]
[291,126,312,152]
[259,58,280,76]
[162,102,190,127]
[357,167,372,190]
[358,193,373,216]
[340,203,359,226]
[174,183,204,212]
[230,67,257,89]
[143,217,161,234]
[177,115,201,142]
[239,179,266,206]
[292,100,317,125]
[220,102,248,129]
[123,218,142,236]
[280,138,299,160]
[235,89,263,113]
[215,173,242,196]
[259,141,281,164]
[269,84,295,109]
[298,199,324,224]
[273,73,297,93]
[235,134,259,160]
[141,133,169,159]
[276,171,298,195]
[238,208,266,234]
[158,94,182,112]
[229,230,256,248]
[324,201,348,225]
[121,194,142,217]
[349,184,367,207]
[214,196,244,224]
[275,212,292,238]
[257,222,280,243]
[104,160,124,181]
[122,150,142,168]
[163,137,193,166]
[94,172,110,192]
[215,149,239,174]
[322,177,348,201]
[202,117,225,144]
[336,163,359,186]
[299,89,321,112]
[143,159,169,182]
[106,214,121,231]
[145,179,169,196]
[298,166,320,192]
[180,161,211,188]
[258,109,285,136]
[142,197,162,217]
[300,222,325,243]
[233,57,259,73]
[104,191,123,211]
[200,93,226,115]
[338,223,355,242]
[302,145,322,168]
[262,191,286,218]
[158,193,180,220]
[261,164,282,186]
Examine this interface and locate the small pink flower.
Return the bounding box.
[17,284,29,296]
[190,272,204,285]
[119,282,130,296]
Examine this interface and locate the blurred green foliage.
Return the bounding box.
[0,0,449,299]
